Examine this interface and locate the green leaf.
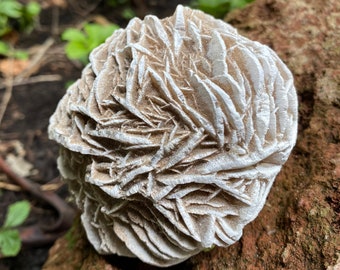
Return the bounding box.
[100,24,120,39]
[12,50,29,59]
[83,24,100,45]
[230,0,253,10]
[0,42,28,59]
[0,229,21,257]
[64,41,89,64]
[0,26,11,37]
[84,23,119,47]
[195,0,230,18]
[25,2,41,17]
[198,0,230,7]
[0,41,10,55]
[62,22,119,64]
[17,1,41,34]
[3,200,30,228]
[193,0,253,17]
[0,1,23,18]
[0,14,9,34]
[61,28,87,42]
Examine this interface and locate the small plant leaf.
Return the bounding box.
[99,24,119,41]
[199,0,230,6]
[25,2,41,17]
[193,0,230,18]
[0,41,10,55]
[62,22,119,64]
[3,200,30,228]
[230,0,253,10]
[12,50,29,60]
[192,0,253,18]
[0,229,21,257]
[83,24,101,47]
[65,41,89,64]
[0,14,9,31]
[84,23,119,49]
[0,1,23,18]
[62,28,87,43]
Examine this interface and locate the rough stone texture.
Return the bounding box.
[44,0,340,269]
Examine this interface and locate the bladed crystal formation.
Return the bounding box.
[49,5,298,267]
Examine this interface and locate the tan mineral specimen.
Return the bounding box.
[48,5,298,267]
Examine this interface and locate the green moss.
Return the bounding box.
[64,216,82,250]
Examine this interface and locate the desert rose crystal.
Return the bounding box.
[49,5,298,267]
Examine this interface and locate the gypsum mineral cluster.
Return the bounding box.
[48,5,298,267]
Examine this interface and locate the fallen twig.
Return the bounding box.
[0,181,21,191]
[0,37,59,126]
[15,37,55,81]
[0,75,14,126]
[0,156,75,245]
[0,180,64,192]
[0,74,62,90]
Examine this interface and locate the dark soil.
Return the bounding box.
[0,1,190,269]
